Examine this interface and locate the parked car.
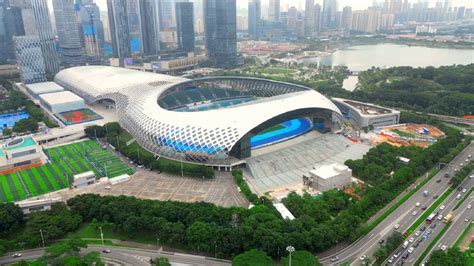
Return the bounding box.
[409,237,415,243]
[440,245,447,251]
[415,230,421,236]
[468,204,471,209]
[388,256,394,263]
[462,188,467,193]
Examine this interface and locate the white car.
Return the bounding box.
[394,224,400,230]
[12,253,22,258]
[460,163,464,167]
[416,202,421,207]
[440,205,445,210]
[440,245,447,251]
[415,230,421,236]
[465,218,470,223]
[388,256,394,263]
[457,194,462,200]
[470,175,474,179]
[408,247,415,253]
[468,205,472,209]
[360,255,366,261]
[104,185,111,190]
[409,237,415,243]
[412,210,418,216]
[437,214,443,220]
[462,188,467,193]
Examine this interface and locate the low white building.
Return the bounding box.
[39,91,86,114]
[26,82,64,100]
[72,171,96,188]
[109,174,130,185]
[332,98,400,128]
[303,163,352,192]
[273,203,295,220]
[17,197,62,214]
[0,136,45,173]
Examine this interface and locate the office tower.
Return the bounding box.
[304,0,315,37]
[139,0,160,55]
[1,0,24,62]
[287,6,298,31]
[457,6,465,19]
[389,0,403,13]
[268,0,280,22]
[13,36,47,84]
[176,2,194,52]
[101,11,111,43]
[52,0,86,66]
[248,0,261,39]
[314,4,321,35]
[203,0,237,68]
[107,0,130,58]
[322,0,337,30]
[444,0,451,11]
[127,0,142,54]
[27,0,60,74]
[341,6,352,31]
[160,0,175,30]
[402,0,409,11]
[77,1,104,62]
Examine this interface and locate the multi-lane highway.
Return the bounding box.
[320,142,474,265]
[388,171,473,265]
[0,246,231,266]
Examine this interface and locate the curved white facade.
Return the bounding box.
[55,66,341,165]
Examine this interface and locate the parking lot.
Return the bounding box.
[54,169,249,208]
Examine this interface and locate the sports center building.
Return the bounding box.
[55,66,341,168]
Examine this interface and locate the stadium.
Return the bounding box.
[55,66,341,167]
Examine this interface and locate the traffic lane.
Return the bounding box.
[434,197,473,249]
[348,171,454,264]
[0,249,44,265]
[322,146,473,265]
[392,177,473,265]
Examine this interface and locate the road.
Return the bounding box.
[0,246,231,266]
[320,142,474,265]
[388,171,473,265]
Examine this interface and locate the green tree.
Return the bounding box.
[280,250,321,266]
[150,257,171,266]
[2,127,12,136]
[232,249,274,266]
[0,203,24,236]
[427,247,467,266]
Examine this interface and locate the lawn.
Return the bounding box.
[0,139,134,203]
[65,223,156,245]
[392,129,417,138]
[258,124,285,135]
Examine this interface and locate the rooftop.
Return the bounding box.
[26,82,64,95]
[273,203,295,220]
[0,137,37,156]
[39,91,84,105]
[310,163,350,179]
[334,98,396,116]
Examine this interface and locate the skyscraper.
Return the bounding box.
[30,0,60,74]
[304,0,315,37]
[139,0,160,55]
[126,0,142,54]
[287,6,298,31]
[248,0,261,39]
[176,2,194,52]
[77,0,104,62]
[204,0,237,68]
[107,0,130,58]
[322,0,337,30]
[268,0,280,22]
[52,0,86,66]
[0,0,24,62]
[159,0,175,30]
[13,36,47,84]
[314,4,321,35]
[341,6,352,30]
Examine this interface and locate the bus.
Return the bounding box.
[443,213,453,224]
[426,213,436,224]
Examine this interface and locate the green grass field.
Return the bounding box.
[258,124,286,134]
[0,140,134,203]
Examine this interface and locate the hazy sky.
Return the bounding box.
[48,0,473,13]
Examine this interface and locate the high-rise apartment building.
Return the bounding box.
[287,6,298,31]
[268,0,280,22]
[322,0,338,30]
[1,0,24,62]
[304,0,315,37]
[176,2,194,52]
[13,35,47,84]
[341,6,352,30]
[203,0,237,68]
[160,0,175,30]
[314,4,321,35]
[248,0,261,38]
[52,0,86,66]
[139,0,160,55]
[126,0,142,54]
[351,9,381,33]
[107,0,130,58]
[77,1,104,62]
[29,0,60,74]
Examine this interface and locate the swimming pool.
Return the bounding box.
[0,111,30,130]
[251,118,313,149]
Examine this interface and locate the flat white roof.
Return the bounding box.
[273,203,295,220]
[73,171,95,179]
[310,163,349,179]
[17,197,62,208]
[26,82,64,95]
[39,91,84,105]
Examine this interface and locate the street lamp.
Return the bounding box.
[157,237,160,254]
[39,229,46,248]
[99,226,104,246]
[286,246,295,266]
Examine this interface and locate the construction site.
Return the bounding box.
[371,123,445,148]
